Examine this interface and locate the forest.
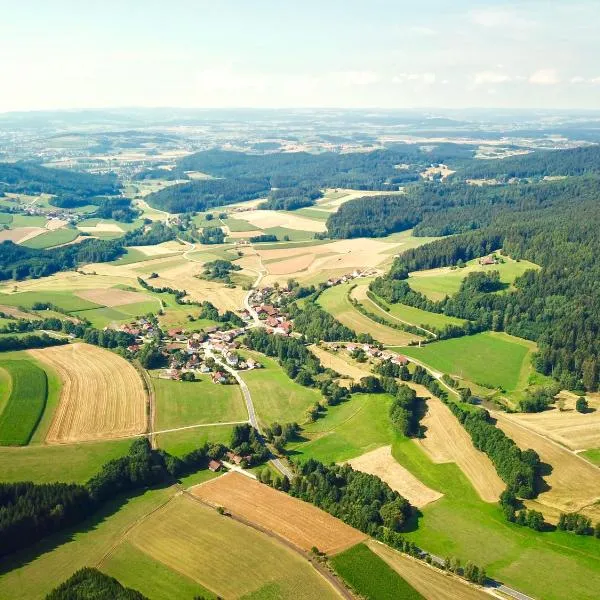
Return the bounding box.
[260,185,322,210]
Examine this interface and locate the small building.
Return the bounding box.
[208,459,222,472]
[212,371,227,384]
[392,354,409,366]
[168,328,184,337]
[226,451,244,465]
[265,316,279,328]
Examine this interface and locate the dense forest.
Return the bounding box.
[260,186,322,210]
[144,177,270,213]
[452,144,600,181]
[46,568,147,600]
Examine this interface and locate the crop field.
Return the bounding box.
[400,332,534,394]
[505,392,600,451]
[289,393,395,464]
[0,226,45,243]
[346,445,443,508]
[0,359,47,445]
[155,423,236,457]
[318,282,422,345]
[30,343,147,443]
[494,412,600,522]
[308,344,372,382]
[0,289,101,312]
[75,287,152,307]
[152,374,247,430]
[392,435,600,600]
[193,472,366,554]
[223,216,261,232]
[407,256,540,301]
[21,227,79,249]
[330,543,423,600]
[232,209,328,233]
[414,393,504,502]
[581,447,600,466]
[242,353,322,426]
[368,541,489,600]
[126,494,341,600]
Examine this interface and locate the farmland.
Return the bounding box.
[0,359,48,445]
[308,344,373,382]
[368,541,489,600]
[152,373,247,430]
[192,472,367,554]
[318,282,423,345]
[30,343,147,443]
[21,227,79,249]
[330,543,423,600]
[399,332,535,396]
[125,493,341,599]
[242,353,323,426]
[155,424,236,457]
[407,256,540,301]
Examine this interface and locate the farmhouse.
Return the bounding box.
[208,459,222,472]
[479,255,498,266]
[212,371,227,384]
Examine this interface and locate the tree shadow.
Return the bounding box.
[402,508,423,533]
[535,461,553,494]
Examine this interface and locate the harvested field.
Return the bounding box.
[192,471,366,554]
[506,392,600,451]
[309,345,372,382]
[0,304,34,319]
[75,287,154,307]
[368,540,490,600]
[346,446,443,508]
[128,493,341,599]
[415,395,504,502]
[46,218,68,230]
[30,343,147,443]
[0,226,45,243]
[129,241,184,255]
[78,222,124,233]
[235,209,327,232]
[494,411,600,521]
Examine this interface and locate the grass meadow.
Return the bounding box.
[330,543,423,600]
[0,360,47,445]
[21,227,79,249]
[155,424,236,457]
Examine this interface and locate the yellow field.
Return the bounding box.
[30,343,147,444]
[193,472,366,555]
[415,393,504,502]
[368,540,489,600]
[75,288,152,307]
[346,446,443,508]
[506,392,600,451]
[308,345,372,382]
[128,492,342,599]
[233,209,327,232]
[494,412,600,521]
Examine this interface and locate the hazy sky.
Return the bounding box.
[2,0,599,112]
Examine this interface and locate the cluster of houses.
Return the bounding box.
[121,317,160,353]
[344,342,409,365]
[246,289,294,335]
[325,268,379,287]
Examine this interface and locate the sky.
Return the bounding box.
[1,0,600,112]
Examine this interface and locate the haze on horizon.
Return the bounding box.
[2,0,600,113]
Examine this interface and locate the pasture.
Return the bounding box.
[242,352,322,426]
[368,541,489,600]
[407,256,540,301]
[582,448,600,466]
[330,543,423,600]
[0,359,47,445]
[21,227,79,249]
[346,445,443,508]
[155,424,236,457]
[318,282,422,345]
[192,472,367,554]
[152,374,247,430]
[31,343,147,443]
[400,332,534,394]
[126,493,341,599]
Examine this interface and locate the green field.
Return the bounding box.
[109,248,181,266]
[392,436,600,600]
[0,291,100,312]
[581,448,600,466]
[330,543,423,600]
[10,214,47,227]
[241,353,322,426]
[223,216,261,232]
[260,226,316,242]
[257,239,332,251]
[155,424,236,457]
[288,393,394,464]
[399,332,534,393]
[21,227,79,249]
[0,366,11,416]
[153,373,247,430]
[0,360,48,445]
[368,294,467,330]
[0,212,13,224]
[290,208,330,221]
[318,282,422,346]
[72,299,161,328]
[408,257,540,301]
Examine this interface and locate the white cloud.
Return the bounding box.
[392,72,436,85]
[333,71,381,86]
[529,68,560,85]
[469,8,526,29]
[473,71,512,85]
[570,75,586,84]
[409,26,436,36]
[195,68,268,91]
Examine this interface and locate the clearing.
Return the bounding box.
[408,256,539,301]
[414,393,504,503]
[345,445,443,508]
[30,343,147,444]
[368,540,489,600]
[126,492,342,599]
[192,471,366,554]
[308,344,373,382]
[494,411,600,522]
[318,282,423,345]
